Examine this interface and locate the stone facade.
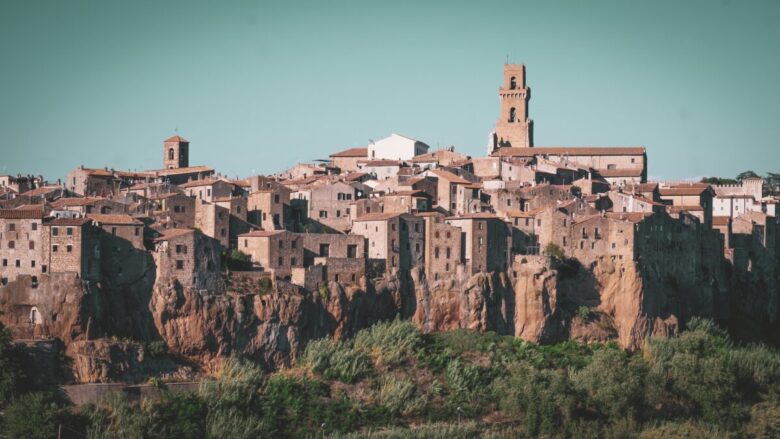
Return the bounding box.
[153,228,221,290]
[163,136,189,169]
[419,212,463,280]
[0,209,45,282]
[239,230,303,279]
[492,64,532,151]
[42,218,100,281]
[445,214,510,274]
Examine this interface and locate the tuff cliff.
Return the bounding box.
[1,246,777,383]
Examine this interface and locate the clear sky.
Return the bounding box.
[0,0,778,181]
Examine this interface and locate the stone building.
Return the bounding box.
[163,135,189,169]
[301,233,366,284]
[410,147,470,170]
[367,133,429,161]
[150,192,196,229]
[49,197,127,216]
[351,212,424,272]
[87,214,150,284]
[659,183,714,229]
[418,211,463,280]
[445,213,510,274]
[179,179,234,203]
[41,217,101,281]
[248,186,290,231]
[426,169,479,214]
[195,200,230,248]
[491,64,533,151]
[66,167,118,196]
[606,190,666,214]
[239,230,303,279]
[154,166,215,186]
[356,160,403,180]
[492,147,647,183]
[153,228,222,290]
[0,208,45,282]
[292,180,367,232]
[329,147,368,172]
[382,190,431,214]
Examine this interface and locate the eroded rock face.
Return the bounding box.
[2,237,778,382]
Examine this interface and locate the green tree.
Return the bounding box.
[0,323,25,406]
[736,170,760,181]
[0,392,61,439]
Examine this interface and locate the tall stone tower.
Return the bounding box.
[492,64,533,151]
[163,135,189,169]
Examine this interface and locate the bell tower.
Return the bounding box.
[163,135,189,169]
[493,64,533,150]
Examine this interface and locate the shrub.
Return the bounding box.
[1,392,61,439]
[301,338,372,383]
[544,242,566,260]
[570,347,647,420]
[638,420,730,439]
[144,393,207,439]
[744,401,780,438]
[145,340,168,358]
[0,324,26,407]
[258,277,273,295]
[576,305,594,322]
[377,376,427,417]
[224,249,252,271]
[354,318,423,368]
[200,357,265,407]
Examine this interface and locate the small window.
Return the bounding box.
[7,241,14,249]
[279,240,284,249]
[52,227,59,236]
[15,259,20,267]
[8,223,15,232]
[176,260,184,269]
[291,257,296,266]
[66,245,73,252]
[111,227,117,235]
[29,241,34,250]
[66,227,73,236]
[52,245,58,252]
[31,222,37,231]
[277,256,283,266]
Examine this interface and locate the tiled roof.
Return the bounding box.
[668,205,705,212]
[428,169,471,185]
[178,178,226,189]
[330,147,368,158]
[597,168,644,178]
[606,212,654,223]
[358,159,401,167]
[87,214,142,225]
[354,212,402,221]
[505,208,545,218]
[659,186,711,196]
[239,230,285,238]
[493,146,646,157]
[343,172,368,182]
[165,135,189,143]
[22,186,61,197]
[50,197,104,208]
[0,208,45,219]
[46,217,92,226]
[446,213,500,220]
[154,166,213,177]
[154,228,196,242]
[712,216,731,226]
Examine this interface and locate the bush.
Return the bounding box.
[0,324,25,406]
[0,392,61,439]
[224,249,252,271]
[544,242,566,260]
[377,376,427,417]
[258,277,273,295]
[354,319,423,368]
[145,340,168,358]
[144,393,207,439]
[301,338,372,383]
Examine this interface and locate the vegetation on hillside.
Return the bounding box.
[1,318,780,438]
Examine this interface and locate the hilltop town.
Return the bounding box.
[1,65,778,383]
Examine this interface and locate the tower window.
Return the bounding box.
[510,76,517,90]
[509,107,516,122]
[168,148,175,160]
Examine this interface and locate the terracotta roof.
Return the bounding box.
[493,146,646,158]
[505,208,545,218]
[50,197,104,208]
[238,230,285,238]
[428,169,471,185]
[155,166,213,177]
[164,135,189,143]
[22,186,61,197]
[354,212,402,221]
[668,205,705,212]
[46,217,92,226]
[87,214,142,225]
[446,213,500,220]
[715,194,754,199]
[358,159,401,167]
[0,208,45,219]
[330,147,368,158]
[343,172,369,182]
[178,178,227,189]
[597,168,644,178]
[659,186,711,196]
[154,228,196,242]
[712,216,731,226]
[606,212,654,223]
[230,179,251,188]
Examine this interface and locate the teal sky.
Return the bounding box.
[1,0,778,181]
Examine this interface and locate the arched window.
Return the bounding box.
[509,107,516,122]
[510,76,517,89]
[168,148,175,160]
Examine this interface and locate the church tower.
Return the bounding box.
[492,64,533,151]
[163,135,189,169]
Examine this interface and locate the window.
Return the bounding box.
[52,227,59,236]
[445,262,450,272]
[563,237,567,245]
[1,259,5,266]
[319,244,330,257]
[111,227,117,235]
[220,228,226,237]
[15,259,20,267]
[435,231,440,239]
[509,107,516,122]
[169,148,175,160]
[478,222,483,230]
[8,223,15,232]
[391,256,396,267]
[176,260,184,269]
[435,247,440,259]
[291,239,297,249]
[66,227,73,236]
[607,164,617,170]
[66,245,72,252]
[446,247,451,258]
[274,194,280,203]
[319,210,327,218]
[392,223,397,231]
[176,244,187,254]
[31,260,35,268]
[277,256,283,266]
[7,241,14,249]
[31,222,37,231]
[351,274,356,282]
[334,274,340,282]
[510,76,517,89]
[135,227,141,236]
[336,210,341,218]
[52,245,58,252]
[347,244,358,258]
[279,240,284,249]
[414,223,419,233]
[29,241,34,250]
[446,231,451,239]
[291,257,296,266]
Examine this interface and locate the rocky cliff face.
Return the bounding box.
[2,242,778,382]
